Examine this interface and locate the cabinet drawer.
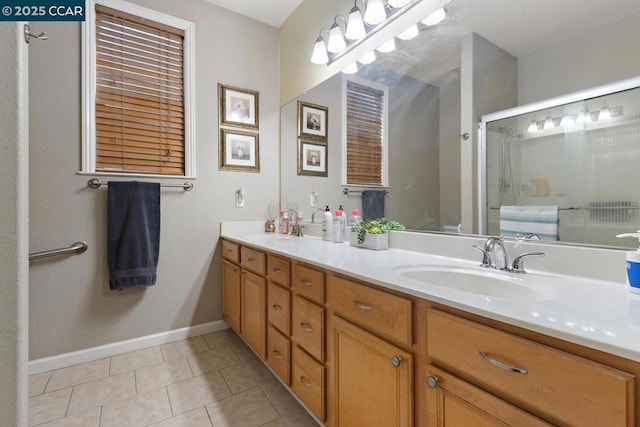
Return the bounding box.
[268,254,291,288]
[268,282,290,336]
[327,275,412,347]
[240,246,266,275]
[292,295,325,362]
[222,240,239,263]
[292,345,325,421]
[267,325,290,386]
[292,263,325,304]
[427,309,635,427]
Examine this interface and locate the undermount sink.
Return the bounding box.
[393,265,555,300]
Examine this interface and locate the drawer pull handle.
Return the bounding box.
[273,268,283,273]
[272,304,283,312]
[300,322,313,332]
[300,280,313,287]
[479,351,528,374]
[391,356,402,367]
[300,376,313,388]
[353,300,373,310]
[248,257,256,262]
[272,350,282,359]
[426,376,439,389]
[226,248,233,253]
[232,268,239,273]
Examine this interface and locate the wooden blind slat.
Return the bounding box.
[95,4,185,176]
[346,80,384,186]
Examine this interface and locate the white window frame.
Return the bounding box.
[81,0,196,178]
[342,74,390,187]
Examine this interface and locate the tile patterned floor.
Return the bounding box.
[28,329,319,427]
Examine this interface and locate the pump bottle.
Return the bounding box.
[322,206,333,241]
[616,231,640,294]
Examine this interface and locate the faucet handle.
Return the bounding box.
[511,252,545,273]
[472,245,492,268]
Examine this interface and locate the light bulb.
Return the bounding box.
[599,106,611,120]
[527,120,538,133]
[310,36,329,64]
[544,116,554,130]
[388,0,411,7]
[560,115,576,127]
[421,7,446,26]
[376,38,396,53]
[327,22,346,53]
[397,24,419,40]
[345,5,366,40]
[342,62,358,74]
[364,0,386,25]
[357,51,376,64]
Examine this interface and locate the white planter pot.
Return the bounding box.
[349,232,388,250]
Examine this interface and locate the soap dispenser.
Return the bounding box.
[616,231,640,294]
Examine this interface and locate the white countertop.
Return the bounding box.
[221,222,640,362]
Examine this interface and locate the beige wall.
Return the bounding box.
[0,22,29,426]
[28,0,279,359]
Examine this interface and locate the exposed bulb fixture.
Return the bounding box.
[364,0,386,25]
[388,0,411,7]
[376,38,396,53]
[345,1,366,40]
[421,7,446,26]
[357,50,376,64]
[560,114,576,127]
[342,62,359,74]
[527,120,538,133]
[599,105,611,120]
[327,16,347,53]
[397,24,419,40]
[310,29,329,64]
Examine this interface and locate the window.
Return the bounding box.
[83,0,195,177]
[344,77,388,186]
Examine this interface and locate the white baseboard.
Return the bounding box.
[29,320,230,375]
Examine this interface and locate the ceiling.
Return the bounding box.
[203,0,303,27]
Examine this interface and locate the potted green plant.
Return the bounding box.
[349,219,405,250]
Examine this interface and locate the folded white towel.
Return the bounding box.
[499,205,559,241]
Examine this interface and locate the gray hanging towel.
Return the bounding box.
[361,190,385,220]
[108,181,160,290]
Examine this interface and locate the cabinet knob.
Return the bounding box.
[391,356,402,367]
[426,376,439,389]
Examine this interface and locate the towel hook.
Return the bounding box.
[24,24,48,44]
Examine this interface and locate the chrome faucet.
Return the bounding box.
[283,208,303,237]
[310,208,324,223]
[482,236,509,270]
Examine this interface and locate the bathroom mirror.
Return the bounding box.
[280,0,640,248]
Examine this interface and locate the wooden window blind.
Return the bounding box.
[346,80,385,185]
[94,4,185,175]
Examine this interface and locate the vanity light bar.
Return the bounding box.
[526,106,623,132]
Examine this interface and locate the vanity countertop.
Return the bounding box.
[221,223,640,362]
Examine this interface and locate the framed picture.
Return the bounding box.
[219,128,260,172]
[298,140,327,177]
[298,101,328,140]
[219,83,259,129]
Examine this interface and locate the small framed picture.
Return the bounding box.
[298,140,327,177]
[298,101,328,140]
[219,83,259,129]
[220,128,260,172]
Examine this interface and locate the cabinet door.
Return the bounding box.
[222,259,241,332]
[329,315,413,427]
[425,365,551,427]
[241,270,267,359]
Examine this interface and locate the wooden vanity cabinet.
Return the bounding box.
[266,254,292,385]
[221,259,241,332]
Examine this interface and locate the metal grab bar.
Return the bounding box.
[29,241,88,261]
[87,178,193,191]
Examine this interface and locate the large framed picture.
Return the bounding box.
[298,101,328,140]
[219,83,259,129]
[298,139,327,177]
[219,128,260,172]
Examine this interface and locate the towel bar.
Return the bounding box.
[29,241,88,261]
[87,178,193,191]
[343,188,389,196]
